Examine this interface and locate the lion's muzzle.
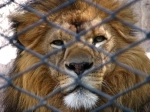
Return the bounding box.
[65,62,93,75]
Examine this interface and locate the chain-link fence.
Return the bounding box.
[0,0,150,112]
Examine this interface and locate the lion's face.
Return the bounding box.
[44,18,117,109]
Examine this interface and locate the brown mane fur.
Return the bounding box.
[3,0,150,112]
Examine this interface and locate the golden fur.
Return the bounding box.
[3,0,150,112]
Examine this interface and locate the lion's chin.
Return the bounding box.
[63,87,98,110]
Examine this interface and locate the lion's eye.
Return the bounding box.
[51,40,64,49]
[93,36,107,47]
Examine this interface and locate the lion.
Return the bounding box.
[3,0,150,112]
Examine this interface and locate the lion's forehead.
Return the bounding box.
[46,18,113,42]
[58,18,104,33]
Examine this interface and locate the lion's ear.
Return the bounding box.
[117,29,136,43]
[10,16,23,46]
[11,15,30,47]
[110,21,136,43]
[10,13,41,47]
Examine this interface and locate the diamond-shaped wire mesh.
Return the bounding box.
[0,0,150,112]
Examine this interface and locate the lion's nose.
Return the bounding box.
[65,62,93,75]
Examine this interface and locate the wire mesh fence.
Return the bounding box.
[0,0,150,112]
